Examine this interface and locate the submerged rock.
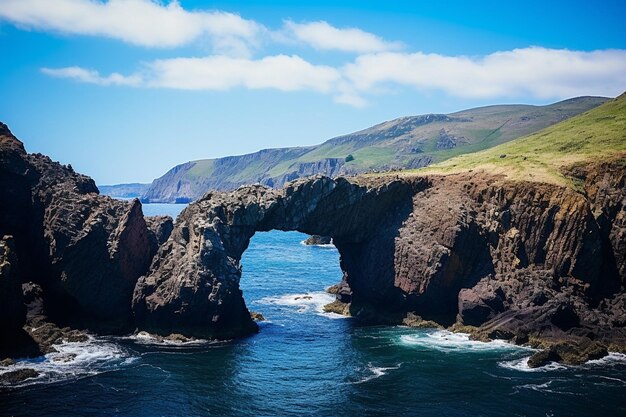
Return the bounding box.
[527,338,609,368]
[0,368,39,384]
[402,313,443,329]
[250,312,266,321]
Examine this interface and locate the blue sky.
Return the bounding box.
[1,0,625,185]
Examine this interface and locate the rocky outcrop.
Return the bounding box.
[303,235,332,245]
[2,118,625,367]
[145,215,174,259]
[0,236,27,357]
[0,123,157,357]
[133,176,419,338]
[134,161,626,356]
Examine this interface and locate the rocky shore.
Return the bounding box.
[2,120,626,368]
[133,163,626,363]
[0,123,172,363]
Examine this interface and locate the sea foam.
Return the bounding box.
[352,363,402,384]
[124,331,211,347]
[499,351,626,372]
[0,336,135,388]
[257,291,346,318]
[399,330,529,352]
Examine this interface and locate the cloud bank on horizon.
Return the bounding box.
[2,0,625,107]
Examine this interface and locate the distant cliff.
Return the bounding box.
[99,183,150,198]
[141,96,607,202]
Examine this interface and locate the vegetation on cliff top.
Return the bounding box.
[410,93,626,186]
[140,96,606,201]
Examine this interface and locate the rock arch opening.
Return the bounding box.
[239,230,345,323]
[131,169,625,348]
[132,176,424,339]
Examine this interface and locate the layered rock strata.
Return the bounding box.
[134,161,626,355]
[2,120,625,366]
[0,124,172,357]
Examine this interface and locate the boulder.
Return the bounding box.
[303,235,332,245]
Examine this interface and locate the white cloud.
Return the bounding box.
[0,0,263,55]
[343,47,626,100]
[41,66,142,86]
[283,20,402,53]
[146,55,340,92]
[41,55,340,94]
[40,48,626,107]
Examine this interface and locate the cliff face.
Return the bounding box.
[133,165,626,348]
[2,118,624,363]
[133,176,419,338]
[0,124,170,348]
[99,183,150,198]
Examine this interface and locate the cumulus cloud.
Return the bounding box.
[40,47,626,107]
[42,55,340,94]
[146,55,340,92]
[343,47,626,100]
[0,0,263,55]
[282,20,402,53]
[41,66,142,86]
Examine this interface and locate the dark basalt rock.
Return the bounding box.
[0,123,156,358]
[527,338,609,368]
[133,176,420,339]
[303,235,332,245]
[145,215,174,259]
[0,236,26,349]
[0,368,39,384]
[2,120,626,366]
[133,160,626,359]
[326,279,352,303]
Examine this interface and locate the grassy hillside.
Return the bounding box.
[141,96,608,202]
[411,93,626,186]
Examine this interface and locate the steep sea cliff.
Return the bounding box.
[1,95,625,368]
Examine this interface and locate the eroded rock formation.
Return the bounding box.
[132,177,419,338]
[0,123,172,357]
[2,119,625,365]
[134,161,626,353]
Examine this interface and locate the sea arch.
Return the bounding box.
[132,176,433,339]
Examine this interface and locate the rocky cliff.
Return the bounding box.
[133,164,626,355]
[1,92,624,366]
[0,123,173,357]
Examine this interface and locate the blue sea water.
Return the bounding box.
[140,203,188,218]
[1,205,626,416]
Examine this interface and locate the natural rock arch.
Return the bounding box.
[132,169,625,346]
[132,176,423,339]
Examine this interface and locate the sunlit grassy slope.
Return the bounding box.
[142,96,609,201]
[190,97,607,182]
[409,93,626,186]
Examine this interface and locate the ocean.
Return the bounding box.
[1,204,625,416]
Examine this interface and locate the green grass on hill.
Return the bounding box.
[409,94,626,186]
